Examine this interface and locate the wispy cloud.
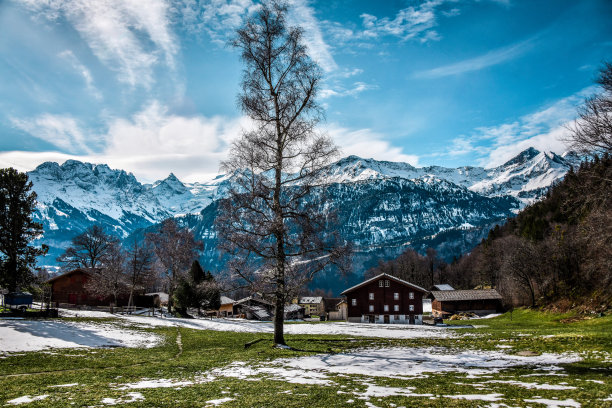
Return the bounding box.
[58,50,103,100]
[413,36,537,79]
[287,0,337,72]
[20,0,179,88]
[10,114,93,154]
[320,82,378,99]
[359,0,443,43]
[440,87,594,167]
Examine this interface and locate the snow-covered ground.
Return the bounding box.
[105,347,583,406]
[113,313,456,339]
[0,319,160,353]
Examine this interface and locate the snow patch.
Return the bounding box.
[7,395,49,405]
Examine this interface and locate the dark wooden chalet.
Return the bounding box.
[341,273,428,324]
[428,289,503,317]
[48,269,151,307]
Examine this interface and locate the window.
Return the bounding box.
[394,304,399,312]
[369,305,374,312]
[379,280,384,287]
[409,292,414,299]
[351,299,357,306]
[409,304,415,312]
[384,304,389,312]
[394,292,399,300]
[385,280,390,287]
[369,293,374,300]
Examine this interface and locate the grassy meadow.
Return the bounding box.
[0,310,610,407]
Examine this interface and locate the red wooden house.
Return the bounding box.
[341,273,428,324]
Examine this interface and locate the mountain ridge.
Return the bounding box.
[27,148,581,279]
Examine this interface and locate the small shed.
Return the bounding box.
[233,294,274,320]
[219,296,235,317]
[284,303,305,320]
[327,299,347,321]
[428,289,503,317]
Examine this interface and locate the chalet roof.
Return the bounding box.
[299,296,323,304]
[284,304,304,313]
[428,289,502,302]
[234,295,273,306]
[220,296,234,305]
[46,268,91,283]
[432,284,454,291]
[340,273,427,295]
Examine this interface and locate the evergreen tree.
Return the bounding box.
[0,168,47,292]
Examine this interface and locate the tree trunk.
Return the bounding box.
[273,287,285,345]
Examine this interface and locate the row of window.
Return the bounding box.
[366,292,414,300]
[367,304,415,312]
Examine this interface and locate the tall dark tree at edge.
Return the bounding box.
[218,0,350,346]
[0,168,47,292]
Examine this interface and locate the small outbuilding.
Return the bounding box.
[428,289,503,317]
[341,273,428,324]
[218,296,235,317]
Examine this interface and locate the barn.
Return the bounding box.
[428,289,503,317]
[48,269,151,307]
[341,273,428,324]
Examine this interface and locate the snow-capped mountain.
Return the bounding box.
[314,147,580,206]
[29,148,580,277]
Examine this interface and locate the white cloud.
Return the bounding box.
[4,102,421,181]
[20,0,178,88]
[413,36,536,79]
[359,0,445,43]
[287,0,337,72]
[443,88,594,167]
[10,114,93,154]
[327,125,420,166]
[4,101,249,183]
[320,81,378,99]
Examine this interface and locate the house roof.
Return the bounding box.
[299,296,323,304]
[428,289,502,302]
[284,304,304,313]
[234,295,273,306]
[46,268,91,283]
[340,273,428,295]
[220,296,234,305]
[432,284,455,291]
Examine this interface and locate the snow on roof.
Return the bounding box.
[428,289,502,302]
[220,296,234,305]
[341,273,427,295]
[299,296,323,304]
[284,304,304,313]
[433,284,455,291]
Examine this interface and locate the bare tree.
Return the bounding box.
[147,219,202,314]
[57,225,118,270]
[568,62,612,156]
[218,0,350,345]
[125,240,155,309]
[499,236,542,307]
[84,241,128,306]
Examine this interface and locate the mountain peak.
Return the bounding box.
[502,147,541,167]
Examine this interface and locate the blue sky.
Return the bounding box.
[0,0,610,182]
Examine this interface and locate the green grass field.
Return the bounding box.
[0,310,610,407]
